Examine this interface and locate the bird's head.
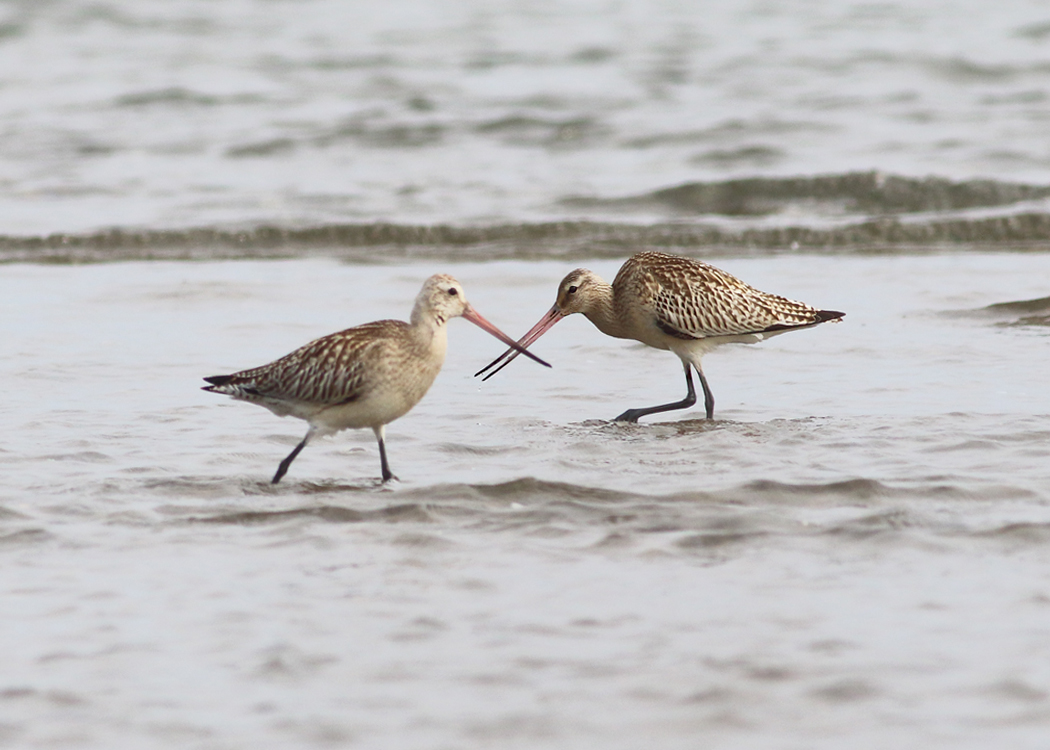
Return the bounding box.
[553,268,606,316]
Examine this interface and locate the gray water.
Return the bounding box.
[4,254,1050,749]
[4,0,1050,237]
[3,1,1050,748]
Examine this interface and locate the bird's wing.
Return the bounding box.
[627,253,825,338]
[218,320,404,405]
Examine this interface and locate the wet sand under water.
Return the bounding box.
[2,252,1050,748]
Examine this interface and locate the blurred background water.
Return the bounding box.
[4,0,1050,242]
[2,1,1050,748]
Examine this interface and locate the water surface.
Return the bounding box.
[4,0,1050,746]
[2,254,1050,748]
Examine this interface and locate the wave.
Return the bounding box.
[560,172,1050,217]
[190,502,429,526]
[951,294,1050,327]
[979,296,1050,327]
[172,475,1011,522]
[4,172,1050,263]
[164,476,1046,553]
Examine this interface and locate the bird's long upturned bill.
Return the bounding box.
[464,305,552,369]
[475,305,561,380]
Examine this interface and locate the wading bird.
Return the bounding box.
[477,251,842,422]
[204,274,550,483]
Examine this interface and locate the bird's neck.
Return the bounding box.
[410,298,446,328]
[414,313,448,339]
[582,280,628,338]
[408,306,450,360]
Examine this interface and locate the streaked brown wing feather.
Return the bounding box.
[224,320,405,405]
[622,252,824,338]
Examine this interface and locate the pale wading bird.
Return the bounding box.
[477,251,843,422]
[203,274,550,483]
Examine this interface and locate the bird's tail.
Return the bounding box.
[815,309,846,323]
[201,374,235,392]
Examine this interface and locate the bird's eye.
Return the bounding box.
[447,287,458,296]
[567,285,578,294]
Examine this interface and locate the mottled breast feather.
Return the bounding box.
[221,320,407,405]
[618,252,827,338]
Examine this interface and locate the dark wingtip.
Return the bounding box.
[202,374,233,392]
[760,309,845,334]
[816,309,846,323]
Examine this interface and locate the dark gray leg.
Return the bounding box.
[614,361,702,423]
[697,365,715,419]
[272,432,311,484]
[373,426,398,482]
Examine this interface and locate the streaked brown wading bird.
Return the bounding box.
[476,251,843,422]
[203,274,550,483]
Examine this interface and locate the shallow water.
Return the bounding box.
[5,0,1050,746]
[2,253,1050,748]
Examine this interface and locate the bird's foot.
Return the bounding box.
[612,409,643,423]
